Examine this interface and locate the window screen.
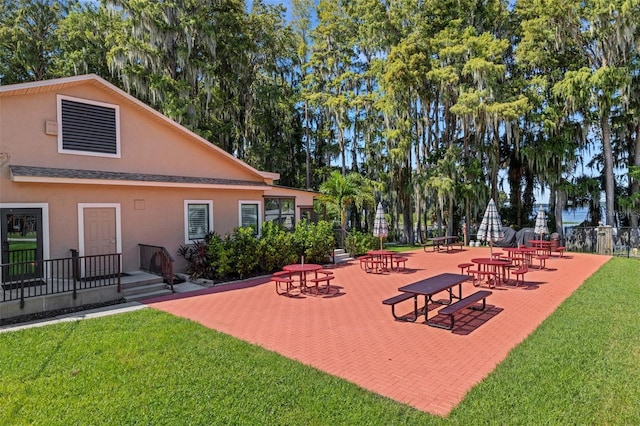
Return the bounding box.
[188,203,210,240]
[241,204,259,230]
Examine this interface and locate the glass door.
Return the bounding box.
[1,208,43,282]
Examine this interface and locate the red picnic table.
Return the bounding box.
[471,257,512,286]
[366,249,396,272]
[282,263,322,290]
[502,246,536,267]
[528,240,553,256]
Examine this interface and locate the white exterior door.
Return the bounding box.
[84,208,117,256]
[81,206,119,278]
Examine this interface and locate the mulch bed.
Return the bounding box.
[1,298,127,327]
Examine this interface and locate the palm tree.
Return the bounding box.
[318,171,360,245]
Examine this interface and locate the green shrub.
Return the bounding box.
[179,221,335,281]
[307,220,335,263]
[346,231,377,256]
[293,220,335,264]
[258,221,297,271]
[229,226,260,279]
[207,233,233,280]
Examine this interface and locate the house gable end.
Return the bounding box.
[0,74,279,184]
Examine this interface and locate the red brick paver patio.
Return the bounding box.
[145,247,609,416]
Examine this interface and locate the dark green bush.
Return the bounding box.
[228,226,260,278]
[178,220,336,281]
[258,221,297,271]
[293,220,334,264]
[208,233,233,280]
[345,231,377,256]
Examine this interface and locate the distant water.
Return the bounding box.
[535,205,589,226]
[562,207,589,225]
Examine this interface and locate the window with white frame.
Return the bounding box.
[57,95,120,158]
[184,200,213,243]
[239,201,260,235]
[264,197,295,229]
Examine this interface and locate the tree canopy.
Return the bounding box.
[2,0,639,242]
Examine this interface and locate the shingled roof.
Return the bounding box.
[10,165,271,189]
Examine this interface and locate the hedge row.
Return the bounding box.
[177,220,335,281]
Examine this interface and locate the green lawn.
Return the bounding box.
[1,258,639,425]
[384,244,420,252]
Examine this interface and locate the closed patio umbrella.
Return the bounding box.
[534,208,549,240]
[476,198,504,256]
[373,202,389,250]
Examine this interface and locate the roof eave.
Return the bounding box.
[10,175,273,191]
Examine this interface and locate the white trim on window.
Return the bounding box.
[184,200,214,244]
[238,200,262,235]
[57,94,121,158]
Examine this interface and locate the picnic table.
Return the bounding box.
[383,273,493,329]
[381,273,468,324]
[471,257,512,286]
[529,240,553,256]
[283,263,322,290]
[424,236,463,252]
[366,249,396,272]
[502,247,536,267]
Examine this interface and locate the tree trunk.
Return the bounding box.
[414,186,422,243]
[631,122,640,229]
[464,200,471,245]
[305,101,310,190]
[554,188,565,239]
[601,113,616,226]
[447,197,454,237]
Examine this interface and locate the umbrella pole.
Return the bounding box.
[380,237,383,250]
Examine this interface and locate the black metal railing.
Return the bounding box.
[4,247,37,263]
[563,226,640,257]
[138,244,174,292]
[1,252,122,308]
[333,227,346,250]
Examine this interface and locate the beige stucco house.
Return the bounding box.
[0,74,316,318]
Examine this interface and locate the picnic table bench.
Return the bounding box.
[423,236,463,252]
[382,293,418,322]
[431,290,492,330]
[443,237,464,252]
[272,271,297,296]
[382,273,468,325]
[383,274,495,331]
[307,270,335,294]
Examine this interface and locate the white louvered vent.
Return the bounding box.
[57,95,120,158]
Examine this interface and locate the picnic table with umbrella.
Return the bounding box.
[534,208,549,240]
[364,203,403,272]
[476,198,504,257]
[373,202,388,250]
[530,208,552,256]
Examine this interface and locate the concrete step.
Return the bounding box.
[124,289,173,302]
[332,249,354,264]
[120,271,172,302]
[120,271,164,289]
[122,282,167,297]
